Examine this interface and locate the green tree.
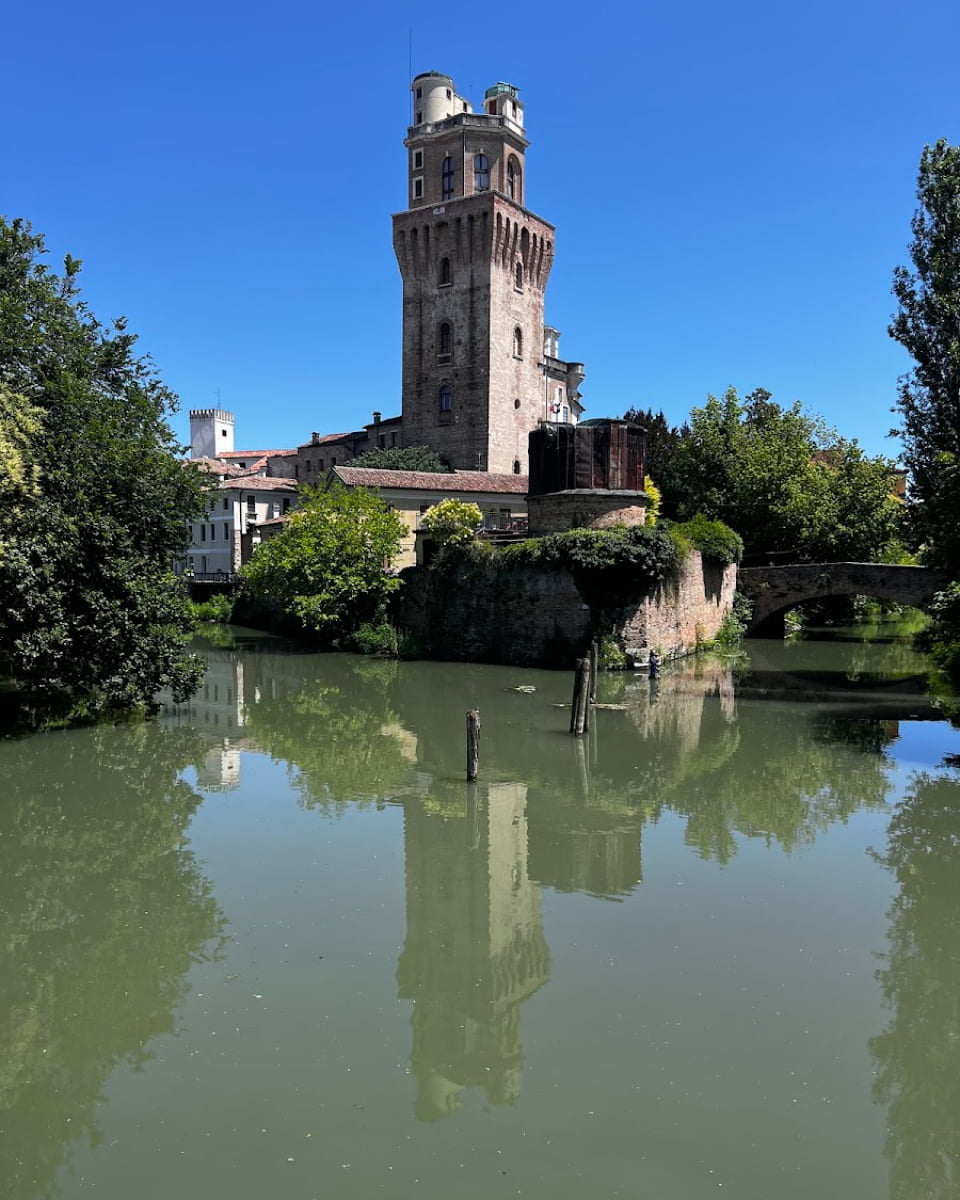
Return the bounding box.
[0,217,210,720]
[622,406,685,512]
[238,483,405,641]
[349,444,450,472]
[420,498,482,547]
[889,139,960,570]
[667,386,901,562]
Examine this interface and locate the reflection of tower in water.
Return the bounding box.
[396,782,550,1120]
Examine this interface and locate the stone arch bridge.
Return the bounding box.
[737,563,950,636]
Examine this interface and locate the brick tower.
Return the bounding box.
[393,73,581,474]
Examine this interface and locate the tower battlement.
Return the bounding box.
[189,409,235,459]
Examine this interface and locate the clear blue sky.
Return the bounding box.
[6,0,958,460]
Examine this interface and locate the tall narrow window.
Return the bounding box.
[507,157,522,203]
[438,257,451,286]
[439,384,453,412]
[513,327,523,358]
[474,153,489,192]
[438,322,452,356]
[441,155,454,200]
[515,262,523,290]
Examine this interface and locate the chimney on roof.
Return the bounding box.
[311,432,320,444]
[373,411,382,425]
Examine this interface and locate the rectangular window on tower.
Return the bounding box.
[413,177,423,199]
[413,150,423,169]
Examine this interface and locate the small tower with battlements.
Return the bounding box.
[393,73,580,475]
[189,409,234,459]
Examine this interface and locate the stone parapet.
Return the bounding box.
[526,490,647,536]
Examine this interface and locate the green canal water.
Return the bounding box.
[3,627,960,1199]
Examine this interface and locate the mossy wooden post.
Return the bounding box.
[589,641,598,704]
[570,658,590,736]
[466,709,481,782]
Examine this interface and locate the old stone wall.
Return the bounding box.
[397,550,736,668]
[624,553,737,658]
[527,491,647,536]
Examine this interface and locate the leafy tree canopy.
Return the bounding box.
[0,217,210,722]
[420,498,482,546]
[622,406,686,510]
[665,386,902,563]
[349,444,449,472]
[889,139,960,571]
[238,483,405,642]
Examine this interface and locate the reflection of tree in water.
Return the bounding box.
[241,656,417,812]
[869,769,960,1200]
[0,724,225,1200]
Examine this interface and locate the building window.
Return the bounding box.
[438,322,452,356]
[513,459,521,474]
[413,177,423,199]
[223,498,228,510]
[224,523,229,540]
[378,433,386,448]
[474,153,489,192]
[513,327,523,358]
[514,397,521,410]
[413,149,423,169]
[211,524,216,540]
[283,498,291,512]
[562,405,570,423]
[441,155,454,200]
[330,457,336,467]
[391,432,397,446]
[246,496,256,513]
[438,257,451,286]
[439,384,453,412]
[446,88,451,100]
[507,157,522,203]
[416,86,422,100]
[305,460,312,473]
[200,524,206,541]
[515,262,523,290]
[318,458,324,471]
[415,110,422,124]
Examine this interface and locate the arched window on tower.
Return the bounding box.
[438,384,453,412]
[515,262,523,290]
[513,327,523,359]
[507,157,522,203]
[474,153,489,192]
[438,257,451,286]
[441,156,455,201]
[438,322,452,360]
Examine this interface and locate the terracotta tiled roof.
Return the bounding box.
[332,466,529,494]
[219,448,297,459]
[187,456,246,476]
[218,476,299,492]
[256,515,288,527]
[297,432,362,448]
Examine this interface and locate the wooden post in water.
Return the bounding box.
[569,659,584,734]
[589,641,599,704]
[466,709,481,782]
[570,657,591,736]
[579,657,591,734]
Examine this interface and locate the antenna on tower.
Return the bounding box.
[216,387,221,407]
[408,28,412,80]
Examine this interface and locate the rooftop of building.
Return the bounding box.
[332,466,529,494]
[218,475,299,492]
